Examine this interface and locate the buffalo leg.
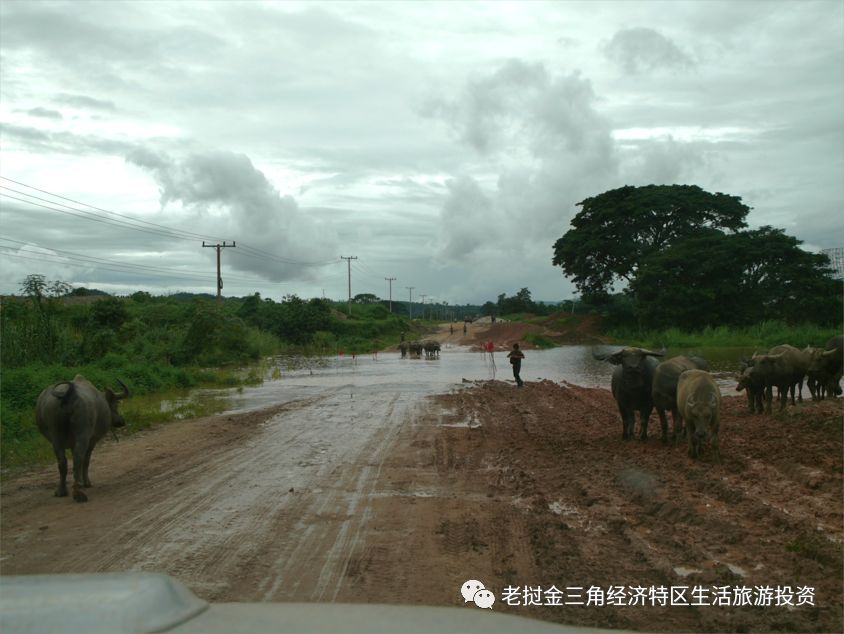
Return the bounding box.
[764,385,773,414]
[638,407,652,441]
[52,444,68,497]
[82,444,95,488]
[687,422,698,459]
[656,408,669,443]
[71,439,89,503]
[619,406,633,441]
[671,408,684,444]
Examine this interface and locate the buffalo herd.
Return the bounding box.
[399,339,440,359]
[595,334,843,461]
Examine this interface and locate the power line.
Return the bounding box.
[0,237,262,283]
[0,177,339,267]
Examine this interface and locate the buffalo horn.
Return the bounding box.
[115,379,130,400]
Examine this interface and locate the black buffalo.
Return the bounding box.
[35,375,129,502]
[594,347,664,441]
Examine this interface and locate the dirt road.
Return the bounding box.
[2,352,842,633]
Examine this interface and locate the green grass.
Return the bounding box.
[0,362,262,473]
[523,332,557,349]
[607,321,840,349]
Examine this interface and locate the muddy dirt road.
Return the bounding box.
[2,339,842,633]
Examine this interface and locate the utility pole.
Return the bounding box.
[202,241,236,303]
[385,277,396,313]
[341,256,357,316]
[406,286,415,320]
[420,294,428,320]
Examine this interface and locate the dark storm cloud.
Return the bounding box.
[126,147,338,282]
[603,27,695,74]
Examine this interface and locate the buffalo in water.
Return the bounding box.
[593,347,664,441]
[422,340,441,359]
[35,375,130,502]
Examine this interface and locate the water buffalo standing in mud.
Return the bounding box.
[749,344,809,413]
[593,347,664,441]
[736,361,765,414]
[35,374,130,502]
[652,355,709,444]
[677,369,721,461]
[408,341,424,358]
[806,335,843,400]
[399,341,409,358]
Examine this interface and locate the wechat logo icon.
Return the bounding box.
[460,579,496,609]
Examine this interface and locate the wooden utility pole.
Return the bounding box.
[384,277,396,313]
[420,294,427,320]
[341,256,357,316]
[202,241,236,303]
[406,286,415,319]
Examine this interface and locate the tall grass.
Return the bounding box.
[608,321,840,349]
[0,362,261,472]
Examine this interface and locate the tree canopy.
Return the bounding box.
[629,227,841,328]
[552,184,750,300]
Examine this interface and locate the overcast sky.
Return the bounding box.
[1,0,842,306]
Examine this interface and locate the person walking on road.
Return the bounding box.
[508,343,525,387]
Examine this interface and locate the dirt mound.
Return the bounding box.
[432,313,608,351]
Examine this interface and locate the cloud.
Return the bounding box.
[55,93,117,112]
[20,107,63,119]
[0,123,136,155]
[439,175,496,262]
[603,27,695,75]
[125,147,338,282]
[618,135,708,185]
[0,243,82,292]
[428,60,620,261]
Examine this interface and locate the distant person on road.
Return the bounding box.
[463,322,467,335]
[450,324,454,336]
[508,343,525,388]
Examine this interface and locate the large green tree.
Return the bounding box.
[630,227,841,329]
[552,184,750,300]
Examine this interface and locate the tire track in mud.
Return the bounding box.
[391,380,844,633]
[1,389,417,603]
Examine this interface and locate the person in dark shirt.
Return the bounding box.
[507,343,525,387]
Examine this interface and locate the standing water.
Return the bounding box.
[163,344,749,416]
